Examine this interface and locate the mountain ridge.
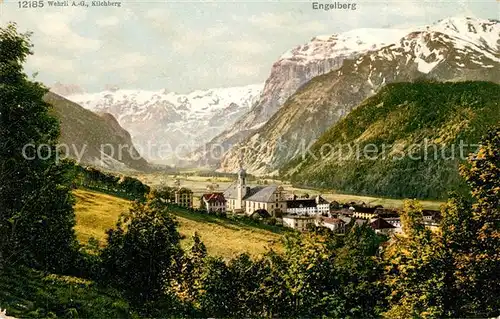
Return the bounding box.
[217,16,500,175]
[188,26,414,166]
[45,91,150,172]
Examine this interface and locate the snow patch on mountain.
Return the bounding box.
[279,28,413,63]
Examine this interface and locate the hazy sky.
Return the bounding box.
[0,0,497,93]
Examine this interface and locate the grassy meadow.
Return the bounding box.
[73,189,283,259]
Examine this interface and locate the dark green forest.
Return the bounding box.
[283,81,500,199]
[1,24,499,318]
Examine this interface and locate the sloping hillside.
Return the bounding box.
[281,81,500,199]
[44,92,150,171]
[73,189,282,259]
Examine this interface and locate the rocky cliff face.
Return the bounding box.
[218,17,500,175]
[188,28,412,167]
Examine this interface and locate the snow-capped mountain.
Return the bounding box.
[217,16,500,175]
[63,84,263,163]
[188,27,414,166]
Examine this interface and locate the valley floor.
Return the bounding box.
[131,173,444,210]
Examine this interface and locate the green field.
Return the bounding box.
[73,189,283,259]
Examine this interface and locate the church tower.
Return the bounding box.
[235,152,246,211]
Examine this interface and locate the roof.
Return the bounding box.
[422,210,441,220]
[375,208,399,216]
[202,192,226,203]
[351,206,378,214]
[286,199,317,208]
[339,216,352,224]
[321,217,345,224]
[283,214,316,220]
[370,217,396,230]
[376,209,400,218]
[224,183,280,203]
[338,208,354,215]
[245,185,279,202]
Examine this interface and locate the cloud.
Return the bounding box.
[1,7,101,53]
[28,55,75,75]
[225,63,260,78]
[243,11,328,35]
[225,40,270,55]
[2,0,495,94]
[98,52,148,71]
[96,16,120,27]
[247,12,297,29]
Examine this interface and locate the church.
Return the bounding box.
[223,165,288,216]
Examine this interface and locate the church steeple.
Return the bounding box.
[237,152,246,187]
[236,150,246,211]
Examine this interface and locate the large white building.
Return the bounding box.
[285,195,330,216]
[223,166,288,216]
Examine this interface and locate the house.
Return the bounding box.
[286,198,317,215]
[174,187,193,208]
[223,164,287,216]
[375,208,401,230]
[282,214,316,232]
[286,195,330,216]
[315,217,346,233]
[351,206,379,219]
[337,207,355,218]
[370,217,396,235]
[422,209,441,223]
[316,196,330,214]
[201,192,226,213]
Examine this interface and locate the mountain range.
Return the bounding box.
[60,84,263,164]
[215,16,500,175]
[52,16,499,177]
[188,27,415,167]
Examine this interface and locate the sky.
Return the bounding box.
[0,0,498,93]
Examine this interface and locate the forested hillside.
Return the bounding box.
[282,81,500,199]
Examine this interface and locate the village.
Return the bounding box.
[162,163,442,235]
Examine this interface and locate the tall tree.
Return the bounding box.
[0,23,77,272]
[455,126,500,316]
[385,127,500,318]
[172,232,207,309]
[100,199,182,307]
